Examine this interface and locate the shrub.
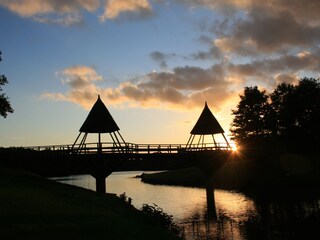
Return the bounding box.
[141,203,181,235]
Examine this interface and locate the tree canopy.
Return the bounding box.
[231,78,320,153]
[230,86,270,146]
[0,51,13,118]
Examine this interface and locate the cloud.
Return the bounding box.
[44,48,320,110]
[224,51,320,89]
[0,0,154,23]
[43,63,236,111]
[0,0,99,17]
[150,51,177,68]
[176,0,320,22]
[274,73,299,85]
[99,0,152,21]
[174,0,320,58]
[0,0,99,26]
[32,14,84,26]
[191,46,221,60]
[214,10,320,55]
[228,51,320,78]
[32,0,320,112]
[43,65,103,109]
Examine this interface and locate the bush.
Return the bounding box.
[118,192,132,206]
[141,203,181,235]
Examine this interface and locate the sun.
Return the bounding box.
[230,142,238,152]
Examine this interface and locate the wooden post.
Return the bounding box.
[98,133,102,154]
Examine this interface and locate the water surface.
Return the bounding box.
[52,171,320,240]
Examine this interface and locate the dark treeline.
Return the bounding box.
[227,78,320,194]
[231,77,320,153]
[0,50,13,118]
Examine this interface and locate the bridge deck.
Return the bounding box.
[25,142,232,154]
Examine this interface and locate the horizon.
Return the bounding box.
[1,1,320,147]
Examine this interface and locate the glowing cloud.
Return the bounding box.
[43,65,103,109]
[100,0,152,21]
[0,0,99,17]
[42,63,237,111]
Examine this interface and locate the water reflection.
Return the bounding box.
[52,172,320,240]
[215,190,257,222]
[180,191,256,240]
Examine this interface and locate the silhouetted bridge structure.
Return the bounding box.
[26,142,231,155]
[25,141,233,197]
[22,95,235,209]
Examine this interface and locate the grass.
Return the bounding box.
[141,160,320,199]
[0,166,180,240]
[141,167,206,187]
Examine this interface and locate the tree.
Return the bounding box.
[230,86,270,147]
[231,78,320,152]
[269,82,296,137]
[269,78,320,151]
[0,51,13,118]
[292,78,320,150]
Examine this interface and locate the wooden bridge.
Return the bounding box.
[23,141,234,194]
[22,140,234,219]
[25,142,232,154]
[22,96,235,197]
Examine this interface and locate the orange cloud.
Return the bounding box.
[100,0,152,21]
[0,0,99,17]
[43,65,102,109]
[42,64,237,111]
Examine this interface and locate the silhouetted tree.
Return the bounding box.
[230,86,271,147]
[0,51,13,118]
[231,78,320,152]
[291,78,320,151]
[269,83,296,140]
[269,78,320,151]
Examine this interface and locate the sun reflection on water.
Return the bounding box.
[215,189,258,222]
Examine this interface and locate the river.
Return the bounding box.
[52,171,320,240]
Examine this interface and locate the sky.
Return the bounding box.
[0,0,320,147]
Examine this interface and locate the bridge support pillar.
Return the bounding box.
[206,184,217,218]
[95,176,106,193]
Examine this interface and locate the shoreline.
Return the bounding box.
[139,167,320,199]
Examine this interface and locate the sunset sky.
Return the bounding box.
[1,0,320,147]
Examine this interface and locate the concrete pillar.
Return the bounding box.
[206,184,217,218]
[95,176,106,193]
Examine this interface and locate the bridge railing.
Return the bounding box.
[25,144,74,152]
[24,142,232,154]
[126,143,183,154]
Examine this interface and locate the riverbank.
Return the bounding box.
[139,167,206,187]
[0,166,180,240]
[140,164,320,199]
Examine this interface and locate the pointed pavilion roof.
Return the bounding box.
[79,95,120,133]
[190,102,224,135]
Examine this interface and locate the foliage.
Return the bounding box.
[230,86,270,146]
[0,50,13,118]
[231,78,320,152]
[119,192,132,205]
[269,82,296,137]
[141,203,181,235]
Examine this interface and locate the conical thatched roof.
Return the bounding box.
[190,102,224,135]
[79,95,120,133]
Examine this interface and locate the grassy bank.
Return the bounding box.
[141,161,320,198]
[0,166,180,240]
[140,167,206,187]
